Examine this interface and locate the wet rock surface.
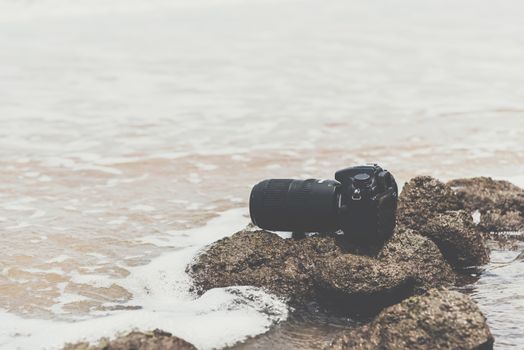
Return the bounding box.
[327,289,494,350]
[423,211,489,268]
[188,227,455,310]
[397,176,463,228]
[398,176,489,268]
[377,229,456,292]
[188,228,341,303]
[448,177,524,233]
[63,329,196,350]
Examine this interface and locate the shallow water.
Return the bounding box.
[229,304,362,350]
[464,238,524,350]
[0,0,524,348]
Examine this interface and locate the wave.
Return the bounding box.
[0,209,289,350]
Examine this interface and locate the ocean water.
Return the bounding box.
[0,0,523,348]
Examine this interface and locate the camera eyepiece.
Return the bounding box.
[249,164,398,245]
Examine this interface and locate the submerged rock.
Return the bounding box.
[448,177,524,233]
[327,289,494,350]
[398,176,489,268]
[63,329,196,350]
[188,227,454,310]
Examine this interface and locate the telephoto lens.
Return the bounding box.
[249,179,340,233]
[249,164,398,246]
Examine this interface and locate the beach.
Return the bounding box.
[0,0,523,348]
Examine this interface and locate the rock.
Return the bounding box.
[327,289,494,350]
[188,227,455,309]
[315,229,455,313]
[448,177,524,213]
[63,329,196,350]
[378,229,456,292]
[313,252,414,314]
[188,229,341,303]
[397,176,462,229]
[423,211,489,268]
[397,176,489,268]
[448,177,524,233]
[479,210,524,233]
[485,232,522,250]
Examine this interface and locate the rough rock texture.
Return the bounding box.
[397,176,462,229]
[188,227,455,308]
[63,330,196,350]
[424,211,490,268]
[378,229,456,292]
[448,177,524,233]
[315,229,456,313]
[398,176,489,268]
[313,251,413,313]
[188,229,341,303]
[327,289,494,350]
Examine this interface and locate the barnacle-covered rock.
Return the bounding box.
[448,177,524,233]
[188,229,341,303]
[397,176,489,268]
[397,176,462,229]
[63,329,196,350]
[327,289,493,350]
[188,227,454,308]
[423,211,489,267]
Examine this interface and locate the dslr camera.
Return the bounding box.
[249,164,398,245]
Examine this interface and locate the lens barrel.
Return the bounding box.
[249,179,340,233]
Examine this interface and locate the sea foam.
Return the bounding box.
[0,209,289,350]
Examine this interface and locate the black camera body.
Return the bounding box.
[249,164,398,245]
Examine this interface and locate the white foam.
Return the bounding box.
[107,217,128,225]
[0,286,287,350]
[188,173,202,184]
[30,210,46,219]
[129,205,156,212]
[47,255,71,264]
[0,209,289,350]
[69,272,117,289]
[38,176,52,182]
[472,210,481,225]
[193,162,218,171]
